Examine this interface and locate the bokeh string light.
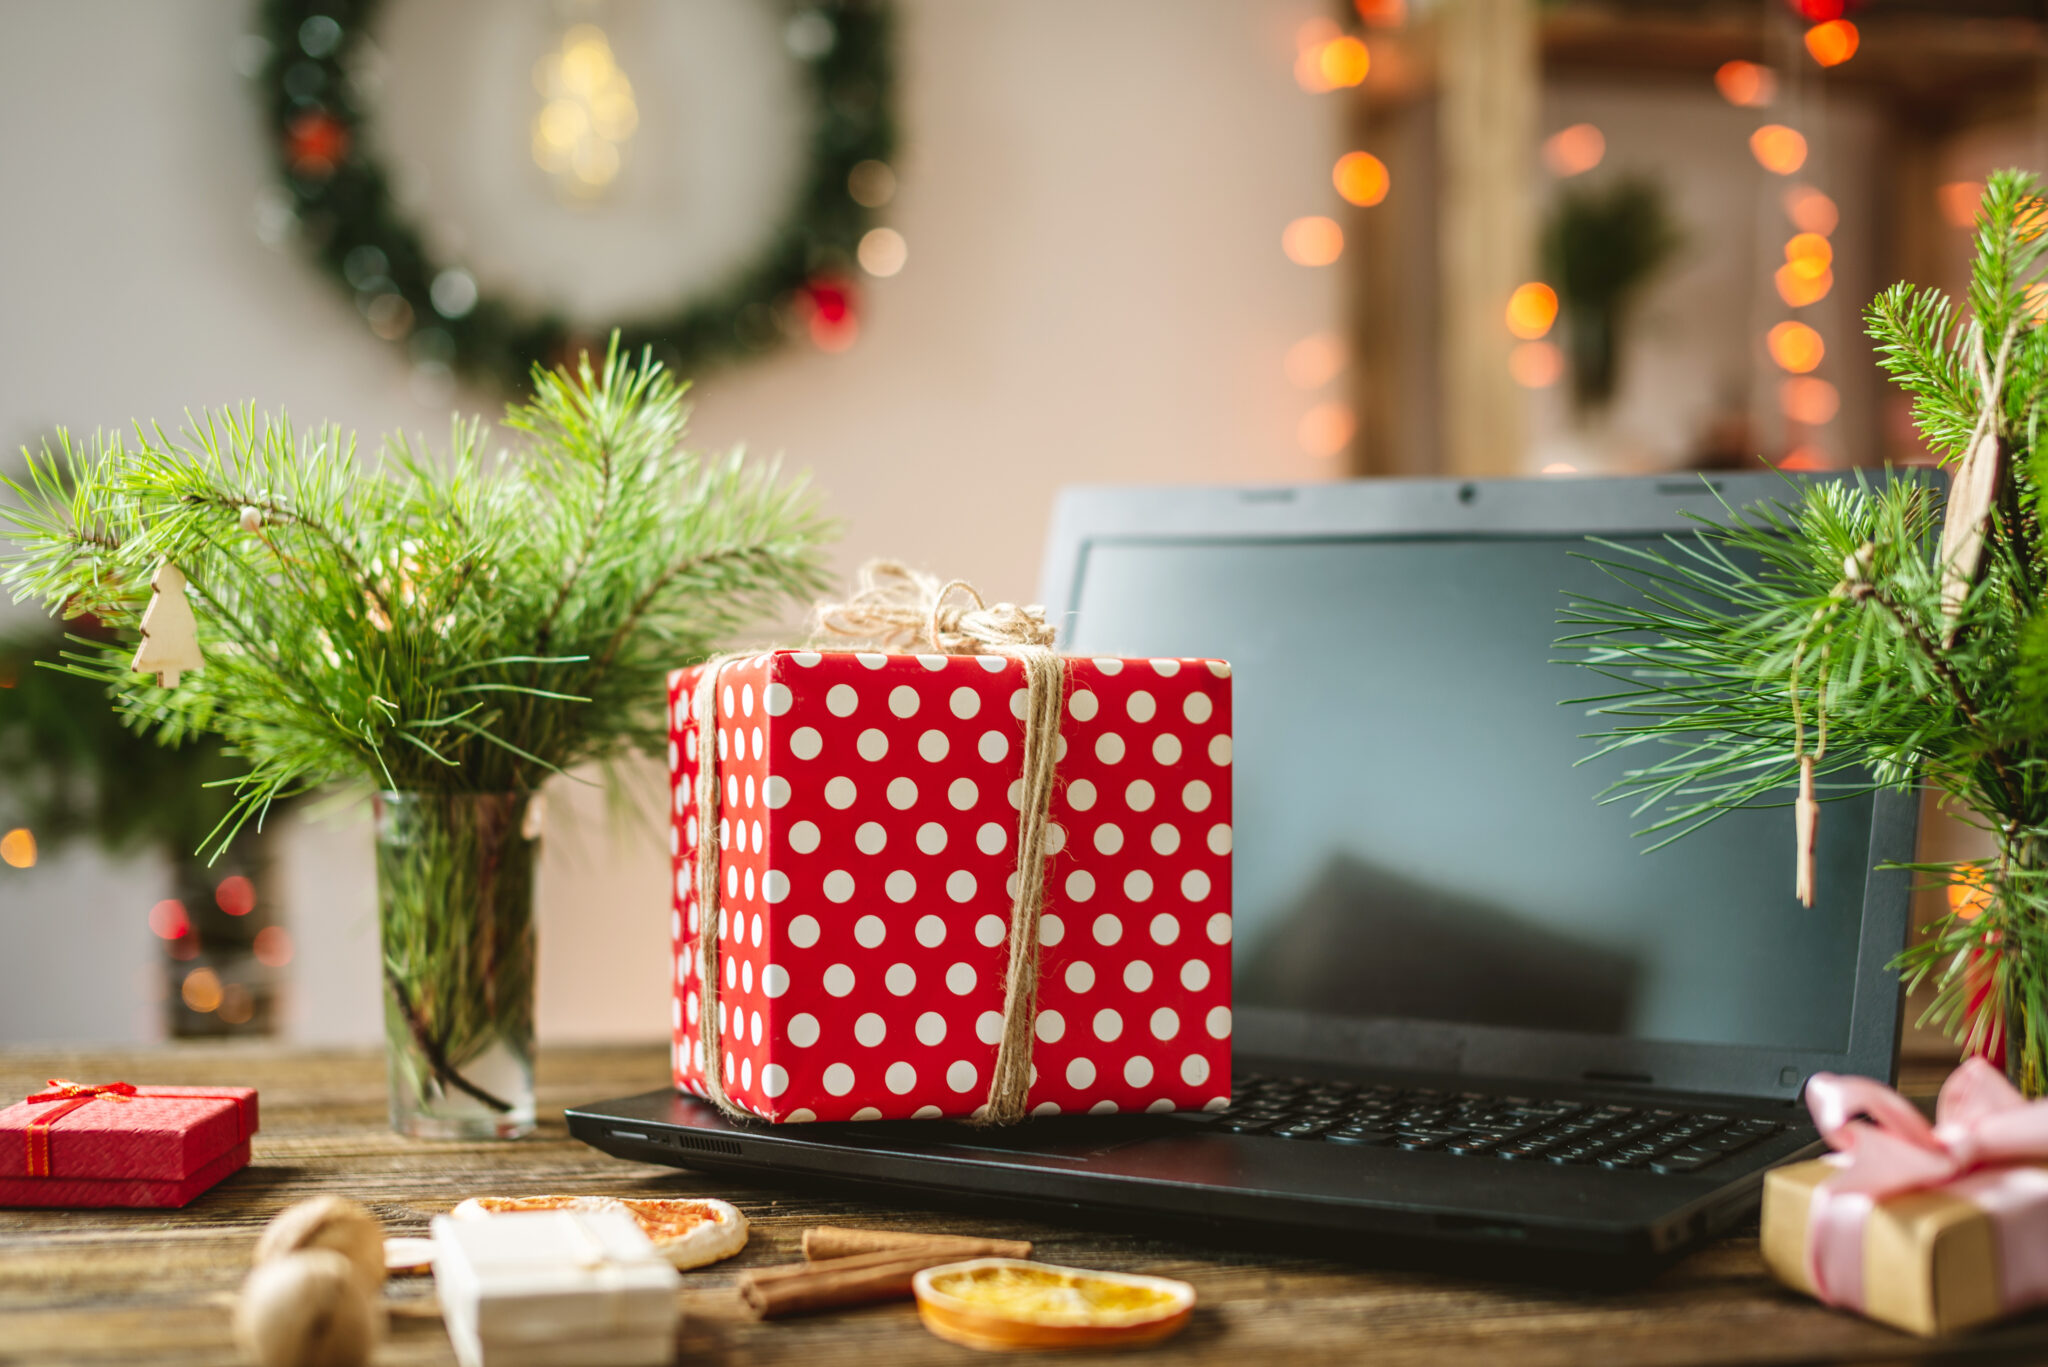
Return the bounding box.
[1510,342,1564,389]
[1750,125,1809,176]
[254,926,296,969]
[1541,124,1605,178]
[148,899,192,940]
[1333,152,1390,207]
[1282,216,1344,267]
[1284,333,1348,389]
[0,828,34,869]
[1768,320,1826,374]
[1784,184,1839,235]
[181,967,225,1015]
[530,22,639,197]
[1781,376,1841,426]
[1940,181,1985,229]
[1295,27,1370,93]
[1803,20,1859,68]
[1505,282,1559,340]
[1297,403,1358,458]
[1715,60,1777,108]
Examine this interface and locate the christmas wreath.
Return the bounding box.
[252,0,895,392]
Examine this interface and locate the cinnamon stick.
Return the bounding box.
[738,1240,1028,1319]
[800,1226,1032,1263]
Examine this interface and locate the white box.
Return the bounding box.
[432,1209,681,1367]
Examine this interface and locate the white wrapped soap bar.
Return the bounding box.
[432,1208,681,1367]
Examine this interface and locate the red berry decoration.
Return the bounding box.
[285,111,350,177]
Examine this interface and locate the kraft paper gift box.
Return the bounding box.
[1761,1060,2048,1337]
[432,1209,682,1367]
[0,1079,258,1208]
[665,647,1235,1122]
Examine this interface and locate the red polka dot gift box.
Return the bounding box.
[666,649,1233,1123]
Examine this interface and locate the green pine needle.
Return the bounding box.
[1559,169,2048,1085]
[1,336,836,860]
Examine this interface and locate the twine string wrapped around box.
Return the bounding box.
[689,561,1063,1126]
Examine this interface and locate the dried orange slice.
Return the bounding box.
[912,1258,1195,1351]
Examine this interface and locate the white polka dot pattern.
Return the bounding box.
[665,650,1230,1121]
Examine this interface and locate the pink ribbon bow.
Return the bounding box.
[1805,1057,2048,1312]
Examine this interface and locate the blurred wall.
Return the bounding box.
[0,0,1342,1044]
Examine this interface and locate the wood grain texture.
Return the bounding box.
[1,1045,2037,1366]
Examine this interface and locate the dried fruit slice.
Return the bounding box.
[382,1236,437,1275]
[617,1197,748,1269]
[450,1195,748,1269]
[912,1258,1196,1351]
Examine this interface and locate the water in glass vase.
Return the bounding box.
[373,791,538,1139]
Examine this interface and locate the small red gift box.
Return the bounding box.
[0,1080,259,1208]
[665,648,1233,1122]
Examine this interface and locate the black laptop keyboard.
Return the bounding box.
[1197,1074,1789,1174]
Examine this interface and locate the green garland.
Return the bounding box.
[253,0,895,392]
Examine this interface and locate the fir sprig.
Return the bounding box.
[1560,170,2048,1087]
[1,337,836,856]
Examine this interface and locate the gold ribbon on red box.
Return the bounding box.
[23,1080,138,1177]
[19,1079,252,1179]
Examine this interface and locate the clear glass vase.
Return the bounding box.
[373,791,538,1139]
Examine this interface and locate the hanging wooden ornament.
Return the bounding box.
[1938,323,2015,646]
[1794,754,1819,908]
[131,561,205,687]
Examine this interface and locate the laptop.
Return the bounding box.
[568,471,1917,1261]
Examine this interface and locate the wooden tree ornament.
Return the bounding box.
[131,562,204,687]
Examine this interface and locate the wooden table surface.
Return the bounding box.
[2,1044,2042,1367]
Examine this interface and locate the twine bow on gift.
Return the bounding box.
[689,560,1065,1126]
[1803,1059,2048,1313]
[21,1080,136,1178]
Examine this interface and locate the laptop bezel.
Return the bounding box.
[1036,471,1918,1103]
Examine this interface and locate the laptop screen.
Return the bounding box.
[1061,533,1874,1055]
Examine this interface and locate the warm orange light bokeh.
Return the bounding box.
[1283,216,1344,266]
[1776,264,1833,307]
[1510,341,1564,388]
[1785,185,1839,235]
[1285,332,1348,389]
[1939,180,1985,230]
[1541,124,1605,178]
[1785,232,1833,277]
[1781,376,1840,426]
[1296,36,1370,92]
[1715,60,1776,108]
[1779,445,1832,472]
[0,828,34,869]
[1298,403,1356,458]
[1333,151,1390,206]
[254,925,295,968]
[1505,282,1559,340]
[1751,125,1809,176]
[181,967,225,1014]
[1804,20,1859,67]
[1768,321,1825,374]
[1951,865,1992,921]
[1354,0,1407,26]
